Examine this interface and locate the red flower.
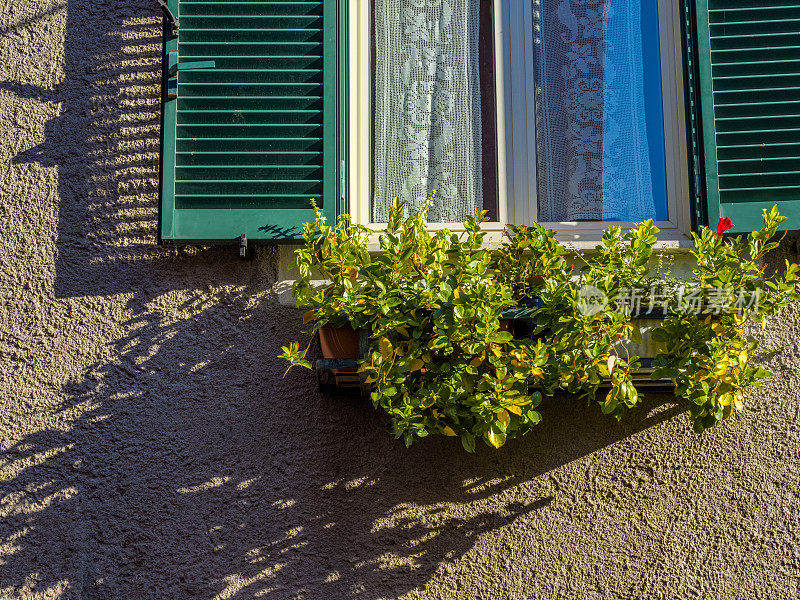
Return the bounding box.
[716,217,733,236]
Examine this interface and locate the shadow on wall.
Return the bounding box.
[0,2,686,599]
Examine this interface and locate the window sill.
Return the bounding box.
[274,238,697,306]
[356,231,694,253]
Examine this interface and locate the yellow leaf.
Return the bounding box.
[734,398,744,411]
[712,322,726,334]
[739,349,748,365]
[422,353,432,363]
[604,389,615,407]
[486,428,504,449]
[762,314,767,330]
[409,359,425,371]
[364,375,377,384]
[506,405,523,416]
[713,363,728,377]
[442,426,457,437]
[302,310,318,324]
[704,315,713,325]
[496,409,511,427]
[379,338,393,360]
[530,367,544,379]
[395,325,410,337]
[607,355,617,376]
[470,357,483,367]
[733,314,745,326]
[720,393,733,407]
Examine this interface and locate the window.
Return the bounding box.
[352,0,690,239]
[158,0,800,242]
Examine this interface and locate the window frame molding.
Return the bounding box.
[348,0,692,242]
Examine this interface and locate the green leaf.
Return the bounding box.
[650,328,670,343]
[379,338,393,360]
[485,425,507,449]
[461,432,476,453]
[491,331,514,344]
[403,430,414,447]
[753,367,772,380]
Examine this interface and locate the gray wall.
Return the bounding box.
[2,2,799,599]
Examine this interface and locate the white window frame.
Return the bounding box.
[348,0,692,245]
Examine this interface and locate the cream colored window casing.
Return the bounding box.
[348,0,692,244]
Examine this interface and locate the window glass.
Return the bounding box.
[533,0,669,222]
[371,0,498,223]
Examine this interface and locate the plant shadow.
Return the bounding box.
[0,2,686,599]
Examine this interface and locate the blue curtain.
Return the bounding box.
[535,0,668,222]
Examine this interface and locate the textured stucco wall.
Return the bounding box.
[2,2,800,599]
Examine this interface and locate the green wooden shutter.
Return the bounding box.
[159,0,340,242]
[693,0,800,232]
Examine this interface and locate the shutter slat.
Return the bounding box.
[181,17,323,27]
[176,166,324,178]
[179,42,322,57]
[178,97,323,110]
[174,196,318,209]
[160,0,338,240]
[178,109,322,124]
[693,0,800,231]
[181,2,324,17]
[176,138,324,152]
[181,30,323,43]
[178,69,324,83]
[176,151,322,166]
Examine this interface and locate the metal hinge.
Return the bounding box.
[157,1,179,38]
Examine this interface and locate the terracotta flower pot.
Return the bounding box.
[318,324,359,359]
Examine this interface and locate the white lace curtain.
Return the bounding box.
[373,0,483,223]
[534,0,665,222]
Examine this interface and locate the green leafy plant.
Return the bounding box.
[519,220,662,418]
[281,201,799,449]
[494,222,569,306]
[285,197,548,450]
[650,206,800,432]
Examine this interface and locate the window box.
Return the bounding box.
[278,201,799,447]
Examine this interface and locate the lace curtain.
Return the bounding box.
[534,0,668,222]
[373,0,483,223]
